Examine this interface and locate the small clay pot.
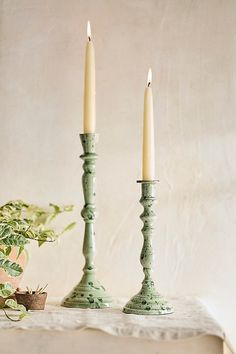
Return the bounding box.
[15,292,47,310]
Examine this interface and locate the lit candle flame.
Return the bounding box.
[87,21,91,40]
[147,68,152,87]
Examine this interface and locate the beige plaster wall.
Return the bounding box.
[1,0,236,349]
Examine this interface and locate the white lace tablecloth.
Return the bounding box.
[0,297,224,342]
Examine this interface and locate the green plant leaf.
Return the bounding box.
[0,283,15,298]
[38,239,47,247]
[17,246,24,259]
[4,299,28,321]
[5,246,12,256]
[0,251,23,277]
[0,260,23,277]
[37,229,56,247]
[61,222,76,234]
[0,233,29,247]
[49,203,61,213]
[5,299,25,312]
[63,205,74,212]
[0,224,13,240]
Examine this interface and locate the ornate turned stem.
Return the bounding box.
[140,181,156,290]
[123,181,173,315]
[61,134,111,309]
[80,134,97,277]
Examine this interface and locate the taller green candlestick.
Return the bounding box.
[62,133,112,308]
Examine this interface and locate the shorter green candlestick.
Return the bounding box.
[123,180,173,315]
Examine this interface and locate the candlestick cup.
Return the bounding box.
[62,133,112,308]
[123,180,173,315]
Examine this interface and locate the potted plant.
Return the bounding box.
[15,285,48,311]
[0,200,76,313]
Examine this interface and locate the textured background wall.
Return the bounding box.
[1,0,236,349]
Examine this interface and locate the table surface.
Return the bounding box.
[0,297,224,342]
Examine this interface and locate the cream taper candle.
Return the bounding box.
[83,21,96,133]
[142,68,155,180]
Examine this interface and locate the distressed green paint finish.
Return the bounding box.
[123,181,173,315]
[62,133,112,309]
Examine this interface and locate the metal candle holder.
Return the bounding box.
[62,133,112,308]
[123,180,173,315]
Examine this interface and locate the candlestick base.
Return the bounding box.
[61,273,112,309]
[123,280,173,315]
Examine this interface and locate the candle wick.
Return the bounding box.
[148,82,151,87]
[88,36,91,41]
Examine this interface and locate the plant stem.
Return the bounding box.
[2,308,21,322]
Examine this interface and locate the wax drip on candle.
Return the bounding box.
[87,21,91,41]
[147,68,152,87]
